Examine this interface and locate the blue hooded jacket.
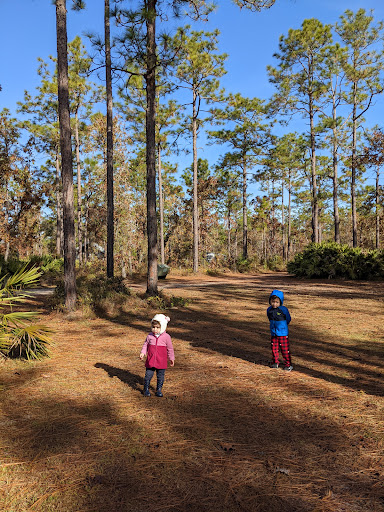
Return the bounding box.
[267,289,291,336]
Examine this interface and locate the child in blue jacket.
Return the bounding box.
[267,289,293,371]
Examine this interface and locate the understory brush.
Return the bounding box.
[0,254,64,285]
[288,242,384,279]
[54,271,190,318]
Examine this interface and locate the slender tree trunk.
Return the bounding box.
[75,111,83,264]
[376,166,380,249]
[288,171,292,258]
[145,0,158,294]
[331,100,340,244]
[351,82,358,248]
[234,225,238,262]
[84,194,89,263]
[55,147,63,256]
[158,144,165,265]
[309,95,319,243]
[242,160,247,260]
[4,241,10,262]
[281,181,285,261]
[105,0,114,278]
[271,180,275,256]
[192,87,199,273]
[332,131,340,244]
[56,0,76,311]
[227,206,231,262]
[262,225,265,263]
[4,179,10,262]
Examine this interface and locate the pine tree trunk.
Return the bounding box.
[288,171,292,258]
[158,144,165,265]
[84,194,89,263]
[281,182,285,261]
[309,95,319,243]
[192,87,199,273]
[56,0,76,311]
[332,103,340,244]
[227,206,231,262]
[376,166,380,249]
[105,0,114,278]
[55,147,63,256]
[145,0,158,295]
[332,132,340,244]
[242,160,248,260]
[351,83,358,248]
[75,111,83,265]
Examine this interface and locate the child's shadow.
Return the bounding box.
[94,363,143,392]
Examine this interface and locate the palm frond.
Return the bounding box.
[4,265,42,290]
[0,265,53,360]
[1,311,39,327]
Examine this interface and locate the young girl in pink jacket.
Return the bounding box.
[139,314,175,397]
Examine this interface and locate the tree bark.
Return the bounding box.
[332,129,340,244]
[351,82,358,247]
[227,206,231,262]
[158,144,165,265]
[376,166,380,249]
[309,93,319,243]
[242,160,247,260]
[56,0,76,311]
[55,146,63,256]
[145,0,158,294]
[84,194,89,263]
[192,86,199,273]
[75,111,83,264]
[105,0,114,278]
[281,182,285,261]
[331,93,340,244]
[288,171,292,258]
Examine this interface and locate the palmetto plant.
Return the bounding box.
[0,265,52,360]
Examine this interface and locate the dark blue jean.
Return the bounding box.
[144,368,165,389]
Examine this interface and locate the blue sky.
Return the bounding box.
[1,0,384,191]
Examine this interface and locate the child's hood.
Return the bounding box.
[270,289,284,305]
[152,314,170,334]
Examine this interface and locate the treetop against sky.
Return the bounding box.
[2,0,383,112]
[1,0,384,192]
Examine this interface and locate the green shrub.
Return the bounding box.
[54,273,131,312]
[287,242,384,280]
[265,255,285,271]
[235,257,256,273]
[0,256,63,286]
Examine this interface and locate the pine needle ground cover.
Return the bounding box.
[0,273,383,512]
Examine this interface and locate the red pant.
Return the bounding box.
[271,336,291,367]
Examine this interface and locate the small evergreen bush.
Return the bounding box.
[287,242,384,280]
[0,265,52,360]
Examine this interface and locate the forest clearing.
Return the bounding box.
[1,271,384,512]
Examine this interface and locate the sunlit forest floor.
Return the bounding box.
[1,272,384,512]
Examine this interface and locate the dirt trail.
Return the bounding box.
[1,272,384,512]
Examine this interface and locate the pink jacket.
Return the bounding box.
[141,332,174,369]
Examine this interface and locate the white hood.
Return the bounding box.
[152,314,170,334]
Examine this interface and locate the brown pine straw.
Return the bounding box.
[1,273,384,511]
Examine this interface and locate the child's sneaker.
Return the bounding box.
[270,363,279,369]
[283,365,293,372]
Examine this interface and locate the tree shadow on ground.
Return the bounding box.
[94,274,384,398]
[2,273,384,512]
[91,363,382,512]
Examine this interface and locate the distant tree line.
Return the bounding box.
[1,2,384,307]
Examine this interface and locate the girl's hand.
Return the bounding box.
[170,360,175,367]
[139,353,145,360]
